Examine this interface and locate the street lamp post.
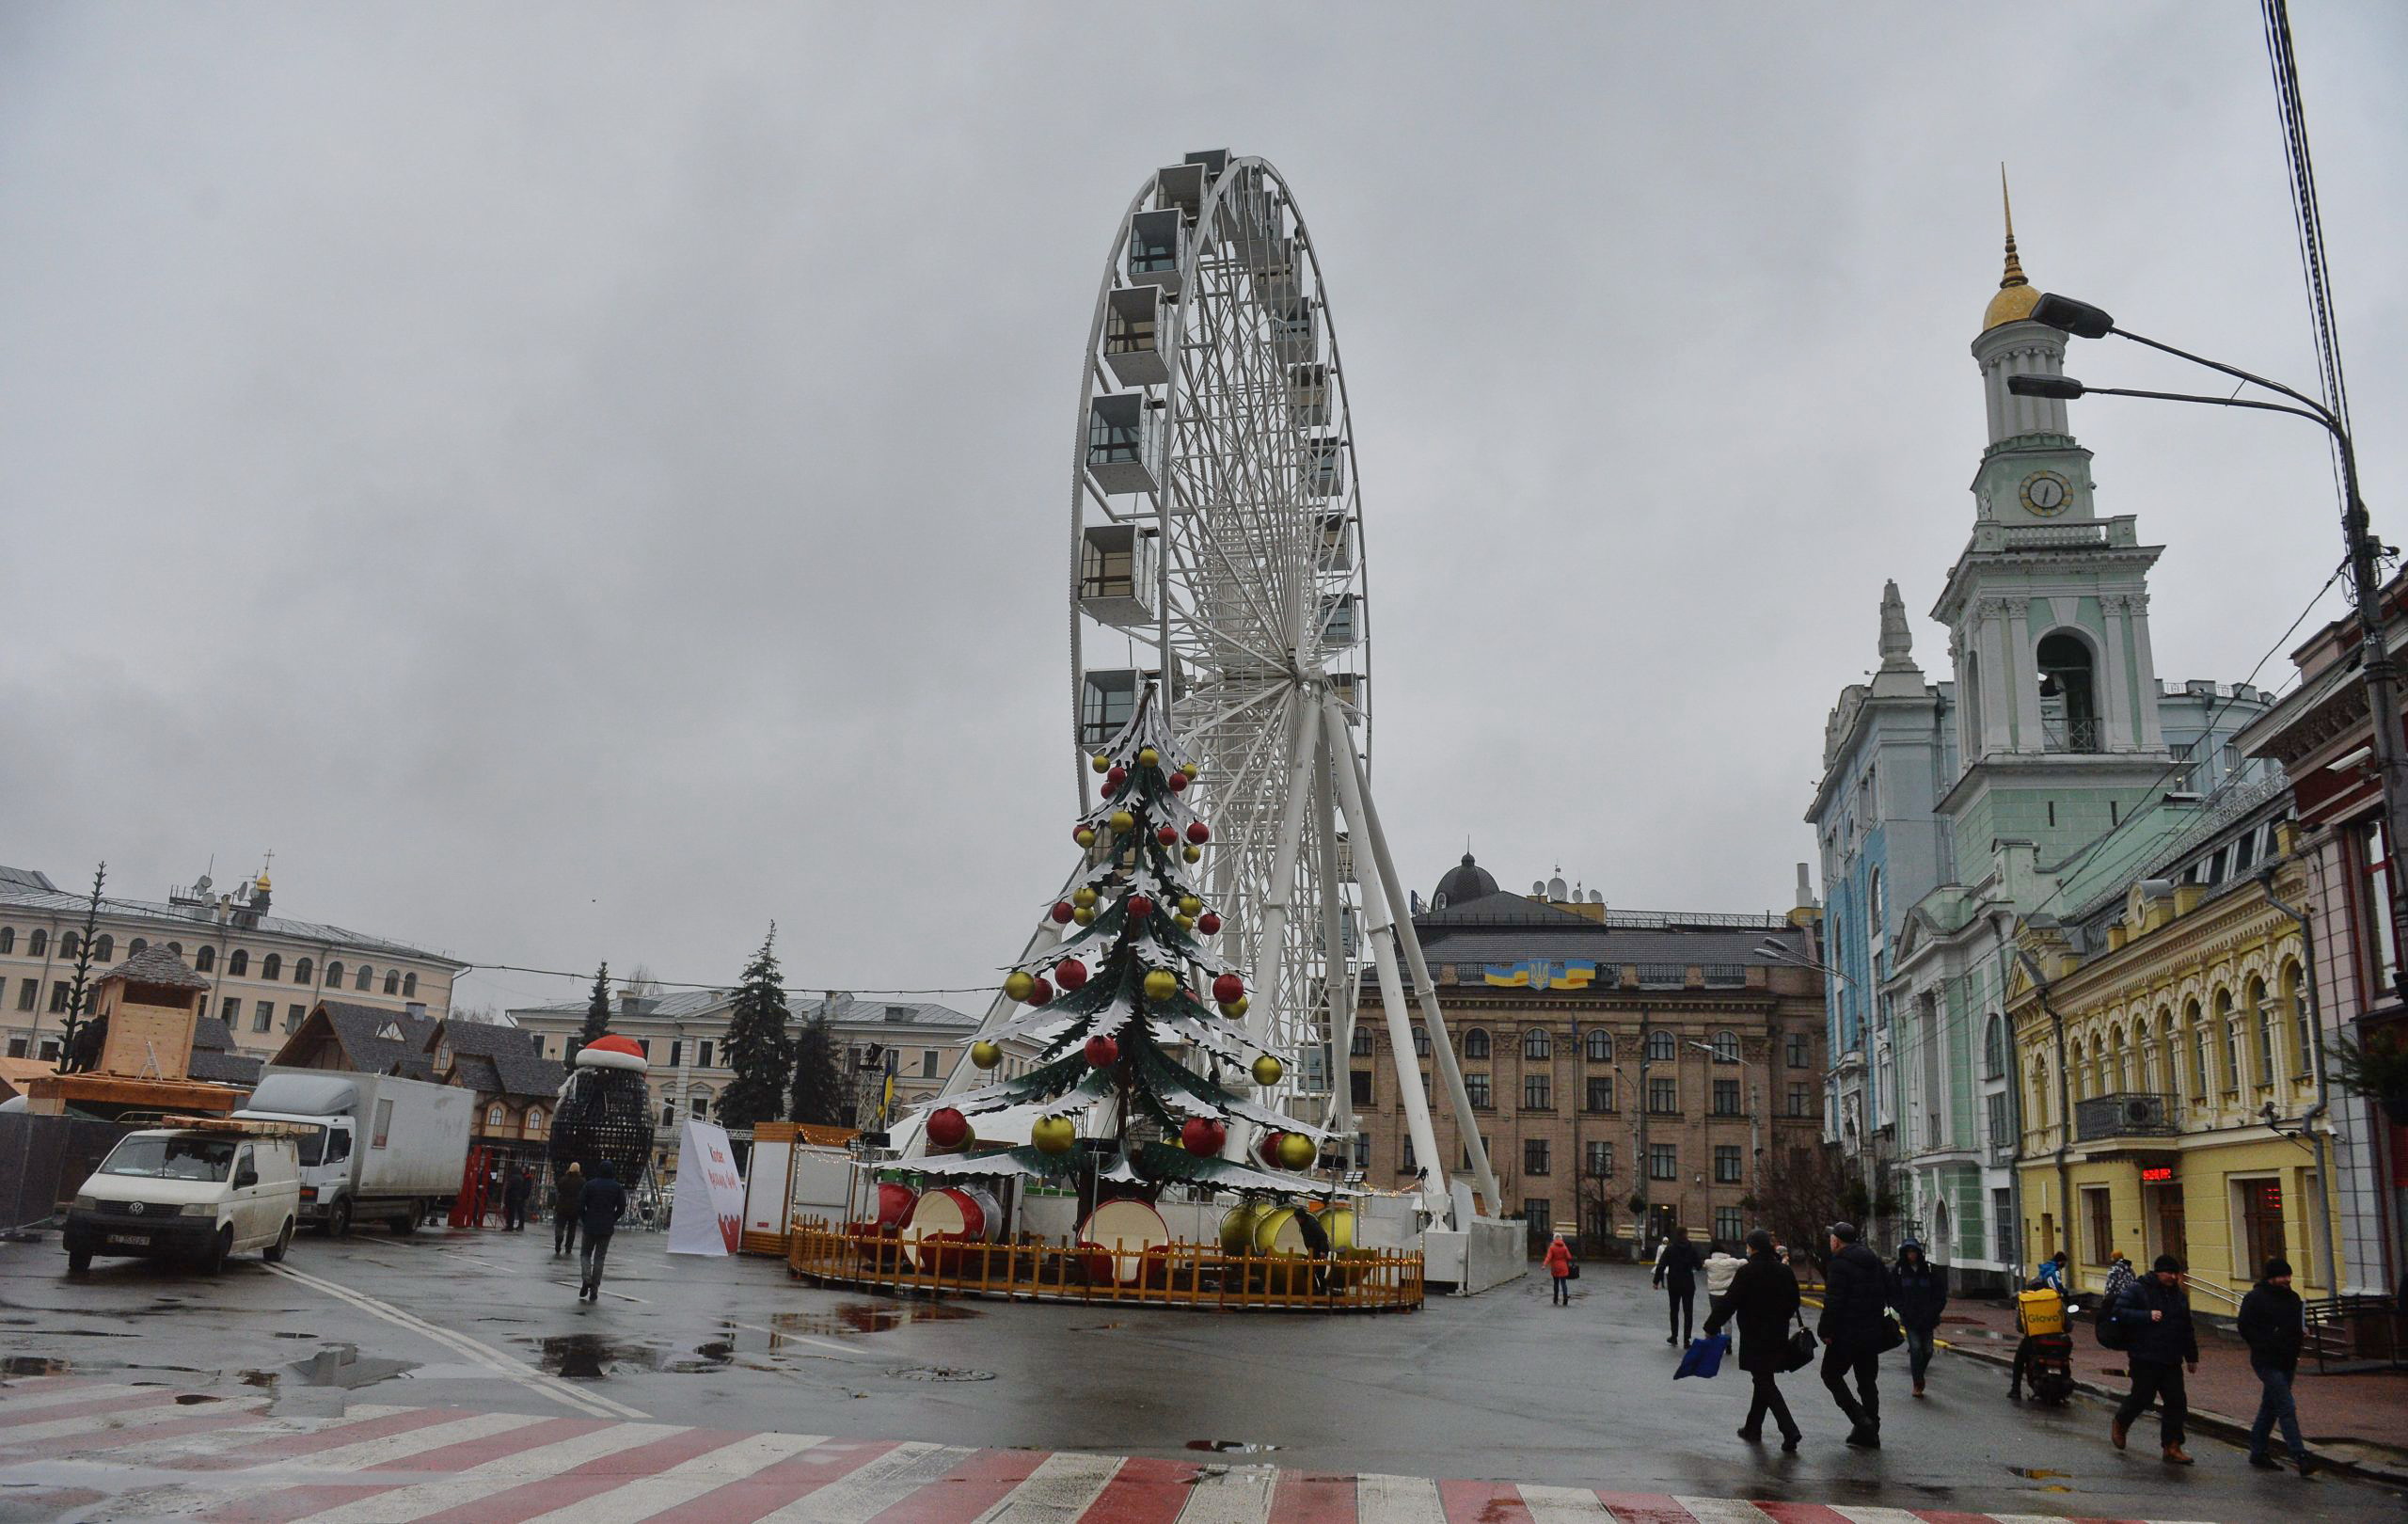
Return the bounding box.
[2007,294,2408,997]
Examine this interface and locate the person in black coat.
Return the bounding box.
[1887,1239,1949,1398]
[1817,1222,1890,1448]
[501,1167,531,1232]
[1704,1229,1803,1450]
[1655,1227,1705,1346]
[551,1164,586,1257]
[2108,1254,2199,1464]
[576,1160,628,1302]
[2237,1257,2317,1474]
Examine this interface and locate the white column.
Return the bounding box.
[2130,592,2165,749]
[2007,598,2043,753]
[1980,608,2015,755]
[2099,595,2135,751]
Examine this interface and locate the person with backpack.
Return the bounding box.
[2238,1257,2318,1475]
[576,1159,627,1303]
[1654,1226,1704,1346]
[2102,1249,2136,1309]
[2107,1254,2199,1465]
[1887,1239,1949,1397]
[1817,1222,1891,1449]
[1703,1230,1805,1451]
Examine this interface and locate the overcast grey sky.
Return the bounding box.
[4,3,2402,1015]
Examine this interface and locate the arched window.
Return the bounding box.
[325,961,343,988]
[166,941,182,958]
[27,929,47,957]
[486,1104,504,1129]
[1984,1015,2005,1079]
[0,929,11,955]
[2029,1055,2051,1128]
[2110,1024,2129,1092]
[1711,1030,1739,1063]
[2157,1010,2177,1094]
[524,1107,547,1138]
[355,964,372,992]
[193,944,214,972]
[2250,976,2274,1087]
[2138,1018,2159,1091]
[295,958,314,984]
[1463,1027,1490,1059]
[2036,630,2100,753]
[1523,1028,1552,1060]
[261,953,281,981]
[1410,1025,1431,1057]
[1585,1028,1612,1062]
[1646,1030,1675,1062]
[1964,649,1986,756]
[2215,988,2240,1092]
[94,934,115,962]
[384,970,401,995]
[2068,1039,2087,1101]
[2187,999,2210,1100]
[660,1102,676,1127]
[2283,962,2311,1081]
[60,932,79,960]
[1350,1025,1372,1056]
[228,949,248,976]
[404,973,418,997]
[127,937,146,957]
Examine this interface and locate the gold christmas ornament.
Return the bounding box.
[1109,810,1135,834]
[1002,970,1036,1002]
[1275,1130,1315,1169]
[1252,1054,1284,1087]
[1229,994,1250,1018]
[1090,754,1112,773]
[1073,906,1096,926]
[1143,969,1179,1001]
[1031,1114,1077,1155]
[1175,913,1195,930]
[970,1040,1002,1071]
[1137,746,1160,768]
[1178,896,1201,916]
[1071,885,1099,908]
[1182,845,1202,864]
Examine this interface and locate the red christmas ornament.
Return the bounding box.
[1257,1130,1286,1166]
[1167,771,1190,792]
[1106,766,1126,790]
[1051,900,1075,924]
[927,1107,970,1150]
[1054,957,1088,991]
[1186,822,1211,844]
[1212,973,1245,1005]
[1196,912,1222,935]
[1126,895,1155,924]
[1180,1117,1227,1156]
[1026,976,1054,1007]
[1155,824,1179,847]
[1084,1034,1120,1068]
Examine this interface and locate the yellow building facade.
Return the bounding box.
[2007,819,2345,1310]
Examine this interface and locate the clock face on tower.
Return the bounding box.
[2020,470,2071,516]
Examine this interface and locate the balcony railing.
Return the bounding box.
[2042,716,2103,754]
[2073,1091,2179,1142]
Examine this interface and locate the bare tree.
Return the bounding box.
[1755,1139,1850,1269]
[621,964,665,999]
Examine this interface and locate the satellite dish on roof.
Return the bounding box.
[1547,874,1567,901]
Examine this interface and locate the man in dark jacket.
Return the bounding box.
[1887,1239,1948,1398]
[2238,1257,2317,1474]
[502,1167,531,1232]
[2109,1253,2199,1465]
[1817,1222,1890,1448]
[551,1164,585,1257]
[1704,1229,1804,1450]
[1655,1227,1704,1346]
[576,1160,627,1302]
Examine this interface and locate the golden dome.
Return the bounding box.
[1981,166,2037,331]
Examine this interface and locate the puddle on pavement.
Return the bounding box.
[172,1394,222,1405]
[239,1371,278,1389]
[1186,1440,1279,1454]
[519,1335,732,1380]
[768,1300,978,1337]
[272,1331,315,1340]
[2,1357,71,1376]
[2007,1467,2068,1479]
[53,1328,139,1339]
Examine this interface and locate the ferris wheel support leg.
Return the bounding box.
[1244,692,1320,1052]
[1326,694,1502,1217]
[1320,698,1452,1220]
[1313,743,1354,1139]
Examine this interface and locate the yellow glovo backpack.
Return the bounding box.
[2016,1287,2067,1337]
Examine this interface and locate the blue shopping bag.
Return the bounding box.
[1673,1333,1730,1380]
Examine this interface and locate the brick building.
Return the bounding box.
[1352,856,1826,1252]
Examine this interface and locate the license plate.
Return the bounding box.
[106,1234,150,1247]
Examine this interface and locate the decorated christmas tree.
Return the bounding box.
[915,691,1324,1192]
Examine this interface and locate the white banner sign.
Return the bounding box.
[667,1119,746,1256]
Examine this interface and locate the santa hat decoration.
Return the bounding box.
[574,1033,649,1072]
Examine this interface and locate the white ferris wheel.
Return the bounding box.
[925,150,1497,1222]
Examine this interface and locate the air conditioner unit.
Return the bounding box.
[2120,1094,2170,1130]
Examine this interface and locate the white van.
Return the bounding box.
[63,1122,303,1274]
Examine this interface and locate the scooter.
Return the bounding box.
[2011,1293,2080,1405]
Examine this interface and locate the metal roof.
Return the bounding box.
[0,867,465,968]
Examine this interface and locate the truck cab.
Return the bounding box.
[64,1121,301,1274]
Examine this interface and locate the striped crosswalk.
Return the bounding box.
[0,1378,2228,1524]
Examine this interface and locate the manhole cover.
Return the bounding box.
[886,1366,995,1382]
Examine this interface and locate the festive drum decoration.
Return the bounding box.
[1003,970,1036,1002]
[1025,976,1054,1007]
[906,1183,999,1274]
[970,1040,1002,1071]
[1126,895,1155,923]
[1276,1131,1316,1170]
[926,1106,972,1151]
[1084,1034,1120,1068]
[1054,957,1088,991]
[1142,969,1179,1001]
[1197,911,1222,935]
[1251,1053,1283,1087]
[1212,974,1245,1005]
[1186,822,1210,844]
[1218,1203,1261,1252]
[1051,900,1074,924]
[1109,810,1135,834]
[1254,1202,1333,1258]
[1077,1199,1170,1285]
[871,1181,916,1230]
[1031,1114,1077,1154]
[548,1034,653,1186]
[1072,885,1099,908]
[1180,1116,1227,1156]
[1137,746,1160,769]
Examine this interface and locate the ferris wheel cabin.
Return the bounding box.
[1126,209,1186,296]
[1078,523,1159,629]
[1103,286,1167,388]
[1085,392,1162,495]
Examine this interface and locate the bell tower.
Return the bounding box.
[1933,179,2171,859]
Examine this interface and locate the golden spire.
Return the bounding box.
[1983,164,2040,330]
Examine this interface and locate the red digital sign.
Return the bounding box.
[2139,1166,2175,1183]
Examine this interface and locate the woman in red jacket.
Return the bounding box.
[1544,1232,1574,1305]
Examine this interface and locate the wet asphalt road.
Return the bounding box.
[0,1226,2395,1523]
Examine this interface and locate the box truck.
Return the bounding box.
[235,1068,472,1236]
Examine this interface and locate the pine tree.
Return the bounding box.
[788,1007,848,1125]
[912,691,1320,1187]
[719,926,794,1131]
[580,962,612,1043]
[58,863,105,1064]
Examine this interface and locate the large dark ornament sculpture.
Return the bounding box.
[548,1033,652,1186]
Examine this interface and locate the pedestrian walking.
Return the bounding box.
[1656,1226,1703,1345]
[1543,1231,1574,1305]
[552,1163,585,1257]
[2102,1249,2136,1309]
[1887,1239,1948,1398]
[502,1167,531,1232]
[1703,1230,1804,1451]
[2108,1253,2199,1465]
[1703,1241,1746,1323]
[576,1159,627,1302]
[2238,1257,2319,1476]
[1816,1221,1889,1449]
